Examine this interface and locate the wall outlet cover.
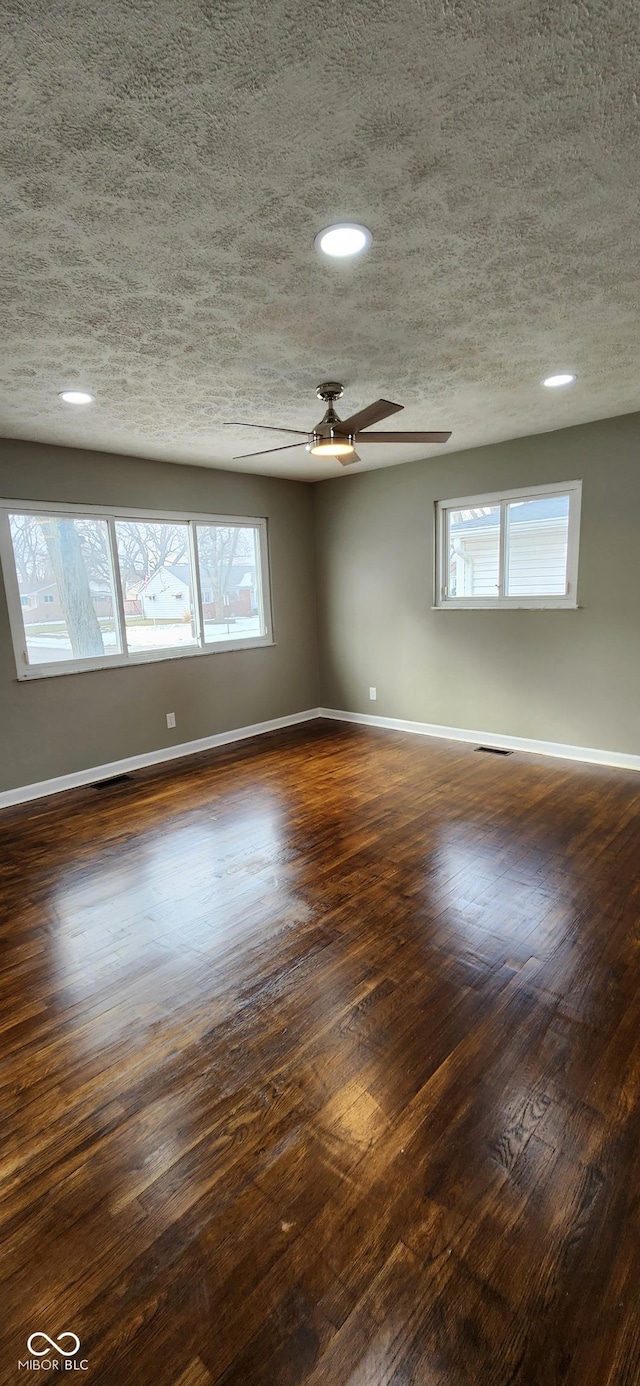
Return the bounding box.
[166,712,176,728]
[369,687,377,701]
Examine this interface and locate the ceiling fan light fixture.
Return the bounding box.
[308,434,355,457]
[314,223,371,258]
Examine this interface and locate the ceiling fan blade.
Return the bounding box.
[225,422,309,436]
[335,398,403,434]
[355,430,452,444]
[233,441,308,460]
[338,450,361,466]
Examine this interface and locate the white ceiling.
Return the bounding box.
[2,0,639,481]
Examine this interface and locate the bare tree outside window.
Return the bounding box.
[115,522,190,589]
[42,519,104,657]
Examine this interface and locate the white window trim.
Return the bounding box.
[434,480,582,610]
[0,498,274,680]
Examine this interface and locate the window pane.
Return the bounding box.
[506,494,570,596]
[447,505,501,599]
[195,524,264,643]
[115,520,198,654]
[9,513,121,665]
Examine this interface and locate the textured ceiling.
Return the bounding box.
[1,0,639,481]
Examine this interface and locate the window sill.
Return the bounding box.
[431,602,580,611]
[15,637,276,681]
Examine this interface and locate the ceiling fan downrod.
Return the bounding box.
[313,381,352,446]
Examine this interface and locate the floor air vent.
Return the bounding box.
[91,774,134,789]
[475,746,513,756]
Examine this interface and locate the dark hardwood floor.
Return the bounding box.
[2,720,640,1385]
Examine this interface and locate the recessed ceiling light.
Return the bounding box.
[59,390,94,405]
[315,223,372,258]
[542,373,576,389]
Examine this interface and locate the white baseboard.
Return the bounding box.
[0,708,324,809]
[317,707,640,773]
[3,703,638,809]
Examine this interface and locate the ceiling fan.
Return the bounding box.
[225,382,451,465]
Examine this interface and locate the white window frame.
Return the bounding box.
[0,498,274,680]
[434,480,582,610]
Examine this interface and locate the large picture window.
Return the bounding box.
[0,502,272,679]
[435,481,581,609]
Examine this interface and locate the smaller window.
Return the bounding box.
[43,593,54,603]
[435,481,581,609]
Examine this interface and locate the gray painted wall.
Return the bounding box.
[313,413,640,756]
[0,439,319,791]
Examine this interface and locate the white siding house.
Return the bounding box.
[449,496,570,599]
[140,566,191,619]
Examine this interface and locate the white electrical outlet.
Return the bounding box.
[166,712,176,728]
[369,687,377,701]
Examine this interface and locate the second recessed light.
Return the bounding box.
[542,373,576,389]
[59,390,95,405]
[315,223,372,258]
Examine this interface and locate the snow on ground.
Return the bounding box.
[25,617,262,664]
